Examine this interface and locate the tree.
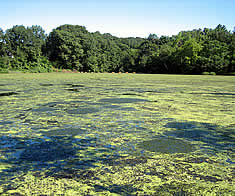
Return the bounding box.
[147,34,158,40]
[228,32,235,72]
[45,25,86,70]
[0,24,233,74]
[178,38,202,73]
[0,28,4,56]
[3,25,49,71]
[200,40,230,73]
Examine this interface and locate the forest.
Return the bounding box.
[0,24,234,74]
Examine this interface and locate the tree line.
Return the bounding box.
[0,24,234,74]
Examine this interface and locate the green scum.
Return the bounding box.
[0,73,234,195]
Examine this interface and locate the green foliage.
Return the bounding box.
[209,72,216,75]
[0,24,234,74]
[202,72,216,75]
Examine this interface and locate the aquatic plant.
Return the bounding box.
[0,73,234,195]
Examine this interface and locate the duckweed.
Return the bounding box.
[0,73,234,195]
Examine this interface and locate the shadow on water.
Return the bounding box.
[0,92,19,97]
[19,139,76,162]
[163,121,235,153]
[138,121,234,156]
[39,84,54,87]
[190,92,235,96]
[0,133,118,186]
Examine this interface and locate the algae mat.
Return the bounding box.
[0,73,234,195]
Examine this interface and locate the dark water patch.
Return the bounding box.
[0,136,20,149]
[141,106,156,111]
[66,88,80,92]
[139,137,194,154]
[118,107,137,111]
[165,122,197,129]
[200,123,218,130]
[32,107,57,113]
[164,121,235,151]
[67,107,100,114]
[0,135,119,186]
[129,120,145,124]
[71,84,85,88]
[42,101,65,107]
[39,84,54,86]
[186,170,223,182]
[46,120,60,125]
[99,98,148,104]
[24,119,60,125]
[208,92,235,96]
[226,158,235,164]
[51,168,97,180]
[42,101,84,108]
[62,83,73,86]
[122,93,139,96]
[122,88,176,94]
[104,104,121,109]
[135,126,147,130]
[86,102,106,106]
[94,185,108,192]
[190,92,235,96]
[16,113,28,120]
[0,89,13,92]
[43,128,85,137]
[107,184,138,195]
[19,141,76,162]
[69,100,85,104]
[0,121,14,125]
[165,129,211,140]
[185,157,216,164]
[0,92,18,97]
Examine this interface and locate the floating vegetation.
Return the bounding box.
[0,73,234,195]
[99,97,148,103]
[66,107,100,115]
[139,137,194,154]
[43,128,85,136]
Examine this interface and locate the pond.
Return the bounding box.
[0,73,234,195]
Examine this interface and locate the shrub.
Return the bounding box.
[202,72,216,75]
[209,72,216,75]
[202,72,210,75]
[0,69,9,73]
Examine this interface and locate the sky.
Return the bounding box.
[1,0,234,38]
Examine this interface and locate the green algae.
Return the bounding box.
[0,73,234,195]
[99,98,149,103]
[139,137,194,154]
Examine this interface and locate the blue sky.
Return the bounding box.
[1,0,234,37]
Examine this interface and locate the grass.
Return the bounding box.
[0,73,234,195]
